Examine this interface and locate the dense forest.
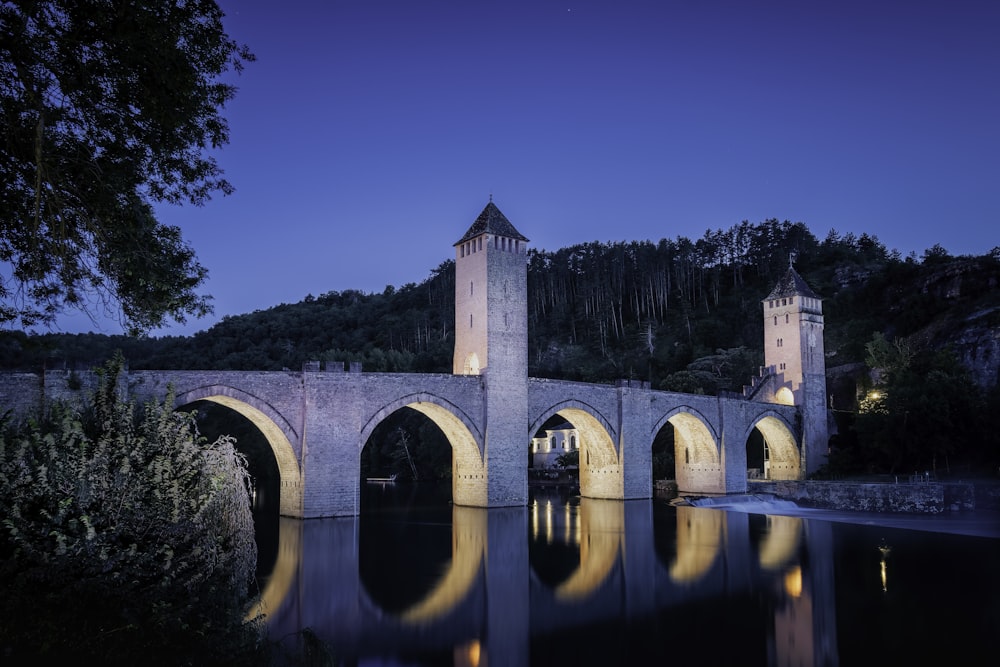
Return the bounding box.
[2,219,999,477]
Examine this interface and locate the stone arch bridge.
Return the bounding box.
[0,363,804,518]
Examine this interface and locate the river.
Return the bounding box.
[250,483,1000,666]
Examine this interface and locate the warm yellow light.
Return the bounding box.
[879,542,891,592]
[454,639,481,667]
[784,565,803,598]
[775,386,795,405]
[531,499,539,540]
[545,499,553,544]
[870,391,881,400]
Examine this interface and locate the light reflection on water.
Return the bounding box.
[252,484,1000,666]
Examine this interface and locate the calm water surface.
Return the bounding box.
[253,484,1000,666]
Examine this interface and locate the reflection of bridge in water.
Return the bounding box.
[257,499,838,666]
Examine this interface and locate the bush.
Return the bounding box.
[0,355,263,665]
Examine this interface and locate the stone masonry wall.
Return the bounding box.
[753,479,977,513]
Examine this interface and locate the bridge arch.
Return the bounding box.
[653,406,724,494]
[757,515,803,571]
[357,505,486,627]
[360,393,486,507]
[175,385,302,517]
[668,505,724,583]
[398,506,485,624]
[530,400,620,499]
[745,411,800,481]
[552,498,623,601]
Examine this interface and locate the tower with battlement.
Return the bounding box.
[453,201,529,505]
[762,261,829,475]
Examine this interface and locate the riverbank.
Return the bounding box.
[676,493,1000,539]
[656,478,1000,514]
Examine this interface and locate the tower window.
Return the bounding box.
[773,316,777,326]
[470,281,474,296]
[478,237,482,251]
[777,338,783,347]
[460,246,465,258]
[470,314,473,328]
[785,314,789,324]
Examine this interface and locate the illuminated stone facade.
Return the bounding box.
[453,201,530,506]
[761,262,830,475]
[531,424,579,469]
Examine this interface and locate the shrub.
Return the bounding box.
[0,355,263,665]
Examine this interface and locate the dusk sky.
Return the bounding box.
[57,0,999,336]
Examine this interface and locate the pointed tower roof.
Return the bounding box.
[455,201,529,246]
[765,264,820,300]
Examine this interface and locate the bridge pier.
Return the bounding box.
[619,383,654,499]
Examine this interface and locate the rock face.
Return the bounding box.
[944,311,1000,390]
[898,256,999,391]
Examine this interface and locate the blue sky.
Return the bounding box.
[57,0,1000,335]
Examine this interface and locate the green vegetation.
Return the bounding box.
[0,0,253,334]
[0,355,263,665]
[361,407,453,482]
[824,333,998,477]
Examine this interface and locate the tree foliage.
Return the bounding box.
[361,407,452,482]
[0,354,261,664]
[851,339,991,475]
[0,0,253,334]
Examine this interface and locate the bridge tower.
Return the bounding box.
[762,259,829,475]
[453,200,530,506]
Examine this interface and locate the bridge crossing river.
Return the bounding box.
[0,200,830,516]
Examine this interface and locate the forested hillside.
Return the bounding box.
[3,219,997,394]
[3,218,999,476]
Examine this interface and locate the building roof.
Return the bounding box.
[765,264,820,300]
[455,201,529,246]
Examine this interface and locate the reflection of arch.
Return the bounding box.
[670,506,723,583]
[654,407,722,494]
[531,402,620,499]
[245,517,301,622]
[400,506,486,624]
[176,386,302,517]
[555,498,623,601]
[360,393,486,507]
[758,515,802,571]
[748,414,800,481]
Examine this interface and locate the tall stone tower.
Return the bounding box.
[453,200,529,505]
[762,260,829,475]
